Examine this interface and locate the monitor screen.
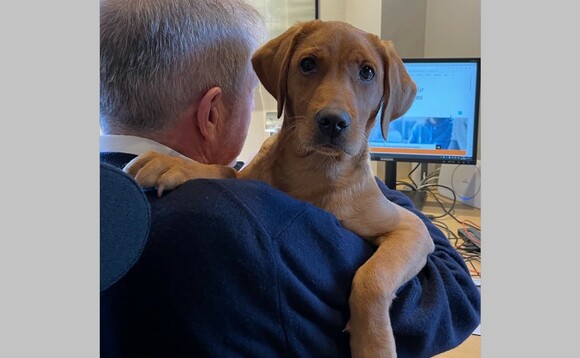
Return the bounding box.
[369,58,480,165]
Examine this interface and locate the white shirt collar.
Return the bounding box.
[99,134,192,162]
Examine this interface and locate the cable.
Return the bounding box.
[398,163,441,192]
[463,219,481,230]
[423,177,481,279]
[420,183,457,219]
[398,167,481,244]
[419,167,440,187]
[395,181,417,191]
[407,162,421,189]
[432,220,454,240]
[433,217,480,278]
[419,175,439,187]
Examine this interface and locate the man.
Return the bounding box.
[100,0,480,357]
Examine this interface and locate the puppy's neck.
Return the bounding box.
[267,131,373,207]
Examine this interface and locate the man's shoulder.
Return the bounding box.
[148,178,330,237]
[152,178,306,212]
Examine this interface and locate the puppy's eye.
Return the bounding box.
[359,66,375,81]
[300,58,316,73]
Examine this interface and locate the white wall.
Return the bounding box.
[319,0,345,22]
[380,0,481,62]
[424,0,481,58]
[343,0,382,35]
[381,0,427,58]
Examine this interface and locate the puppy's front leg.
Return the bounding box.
[344,192,434,358]
[348,259,396,358]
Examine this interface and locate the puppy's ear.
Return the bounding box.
[379,40,417,140]
[252,23,304,118]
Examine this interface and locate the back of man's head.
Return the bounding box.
[100,0,266,134]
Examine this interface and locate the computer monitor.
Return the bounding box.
[369,58,481,197]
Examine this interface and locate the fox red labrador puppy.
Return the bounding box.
[125,20,434,358]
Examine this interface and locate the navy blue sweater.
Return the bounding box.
[101,152,480,358]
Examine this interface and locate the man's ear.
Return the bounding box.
[196,87,223,141]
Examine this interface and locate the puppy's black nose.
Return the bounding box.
[316,109,351,138]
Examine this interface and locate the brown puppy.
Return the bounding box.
[125,20,434,358]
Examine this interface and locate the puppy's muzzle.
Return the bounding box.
[316,108,351,141]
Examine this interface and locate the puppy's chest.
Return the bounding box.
[287,183,359,221]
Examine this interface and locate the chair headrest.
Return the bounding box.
[100,162,151,291]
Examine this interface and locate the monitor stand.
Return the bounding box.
[401,190,427,211]
[383,161,427,211]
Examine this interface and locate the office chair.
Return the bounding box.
[100,162,151,291]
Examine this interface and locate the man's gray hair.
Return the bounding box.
[100,0,266,133]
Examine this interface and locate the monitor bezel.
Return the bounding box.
[369,57,481,166]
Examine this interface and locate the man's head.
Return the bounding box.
[100,0,265,165]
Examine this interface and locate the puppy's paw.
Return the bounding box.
[123,152,189,195]
[347,312,397,358]
[123,151,237,196]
